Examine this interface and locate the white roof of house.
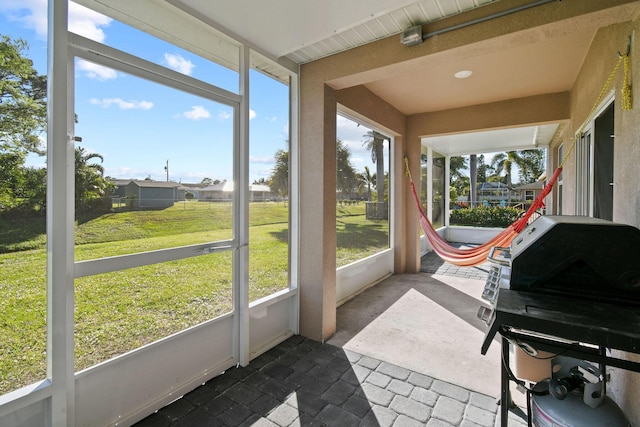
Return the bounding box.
[200,181,271,192]
[515,181,544,190]
[200,180,232,192]
[112,179,180,188]
[250,184,271,192]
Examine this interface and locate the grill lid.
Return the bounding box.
[509,216,640,306]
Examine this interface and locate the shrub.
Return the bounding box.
[76,196,112,215]
[449,206,522,227]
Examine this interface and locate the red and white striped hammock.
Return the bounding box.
[410,167,562,267]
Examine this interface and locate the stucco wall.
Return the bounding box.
[298,78,338,341]
[549,17,640,423]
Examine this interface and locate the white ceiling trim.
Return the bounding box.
[422,124,558,156]
[167,0,498,64]
[287,0,498,63]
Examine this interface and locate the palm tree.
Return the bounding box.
[336,139,358,198]
[269,149,289,198]
[449,155,468,181]
[75,146,109,210]
[518,149,546,184]
[360,166,375,201]
[476,154,491,183]
[449,155,469,201]
[253,178,268,185]
[490,151,525,189]
[362,131,387,204]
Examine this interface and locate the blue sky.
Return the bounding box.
[1,0,385,185]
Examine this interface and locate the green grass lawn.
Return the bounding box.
[337,216,389,266]
[0,200,387,394]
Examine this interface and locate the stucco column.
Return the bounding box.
[403,132,423,274]
[298,78,337,341]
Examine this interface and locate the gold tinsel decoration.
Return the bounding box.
[622,53,632,110]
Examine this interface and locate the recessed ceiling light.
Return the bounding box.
[454,70,473,79]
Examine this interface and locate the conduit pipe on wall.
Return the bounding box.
[422,0,560,40]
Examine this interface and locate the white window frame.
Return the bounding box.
[557,144,563,214]
[575,92,615,217]
[525,190,535,202]
[575,129,592,216]
[334,112,395,304]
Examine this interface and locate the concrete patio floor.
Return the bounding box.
[134,253,530,426]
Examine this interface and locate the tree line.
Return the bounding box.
[1,35,47,217]
[266,130,389,204]
[265,128,545,208]
[448,150,545,203]
[1,35,114,218]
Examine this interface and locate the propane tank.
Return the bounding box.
[531,389,629,427]
[530,358,630,427]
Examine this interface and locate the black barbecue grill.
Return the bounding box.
[478,215,640,331]
[478,215,640,426]
[509,215,640,306]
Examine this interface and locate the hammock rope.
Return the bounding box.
[409,51,631,267]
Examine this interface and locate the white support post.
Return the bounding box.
[445,155,451,229]
[236,45,250,366]
[389,135,397,256]
[47,1,75,426]
[288,72,300,335]
[426,146,433,223]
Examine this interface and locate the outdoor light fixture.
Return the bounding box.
[454,70,473,79]
[401,25,423,46]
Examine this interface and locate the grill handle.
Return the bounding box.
[488,246,511,266]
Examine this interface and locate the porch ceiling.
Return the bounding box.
[423,123,559,157]
[83,0,640,153]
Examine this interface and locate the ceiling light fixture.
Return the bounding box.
[400,25,423,46]
[454,70,473,79]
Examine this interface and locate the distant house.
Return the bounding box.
[515,181,545,203]
[476,182,518,204]
[198,180,273,202]
[249,184,272,202]
[110,179,131,198]
[179,183,204,200]
[199,180,234,201]
[113,180,181,209]
[110,179,272,205]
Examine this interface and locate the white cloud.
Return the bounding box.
[336,115,387,168]
[105,166,150,181]
[68,3,112,42]
[163,53,195,75]
[253,167,274,179]
[250,155,274,164]
[77,60,118,80]
[0,0,47,39]
[215,109,254,121]
[90,98,154,110]
[351,157,365,165]
[217,110,232,121]
[0,0,111,42]
[180,106,211,120]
